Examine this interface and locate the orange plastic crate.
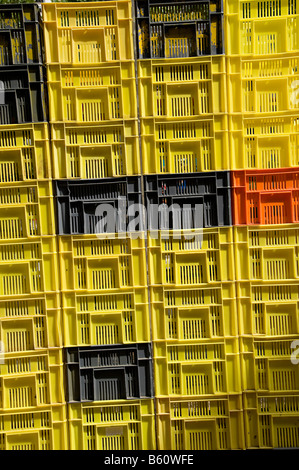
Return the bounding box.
[232,168,299,225]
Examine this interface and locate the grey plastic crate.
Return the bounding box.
[136,0,224,59]
[144,170,231,230]
[65,343,154,403]
[0,4,44,66]
[54,176,143,235]
[0,65,47,123]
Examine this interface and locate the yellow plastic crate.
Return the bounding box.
[50,121,140,179]
[227,56,299,115]
[68,399,155,450]
[150,282,238,342]
[243,391,299,448]
[0,349,65,410]
[43,1,134,64]
[0,404,68,450]
[47,62,137,123]
[236,281,299,337]
[0,181,55,240]
[0,124,51,183]
[59,234,147,292]
[156,395,245,450]
[0,238,59,298]
[234,225,299,282]
[0,293,62,352]
[225,0,299,55]
[138,57,227,118]
[240,337,299,392]
[154,338,242,397]
[141,115,229,173]
[148,228,235,287]
[62,288,150,347]
[229,114,299,169]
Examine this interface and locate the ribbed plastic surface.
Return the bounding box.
[150,282,238,341]
[47,62,137,123]
[0,405,68,450]
[148,228,235,289]
[229,114,299,170]
[55,177,142,235]
[225,0,299,55]
[0,4,44,66]
[42,1,134,64]
[156,395,245,450]
[136,0,224,58]
[0,181,55,239]
[243,391,299,448]
[145,172,232,229]
[0,293,62,351]
[234,224,299,283]
[68,399,155,450]
[50,121,140,179]
[232,169,299,225]
[0,349,65,410]
[0,65,47,124]
[65,343,154,402]
[0,123,51,183]
[154,338,242,397]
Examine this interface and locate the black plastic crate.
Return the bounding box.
[55,176,143,235]
[136,0,224,59]
[144,171,231,229]
[65,343,154,402]
[0,3,43,66]
[0,64,47,123]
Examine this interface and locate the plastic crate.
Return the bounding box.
[150,282,239,342]
[55,176,142,235]
[68,399,155,450]
[156,394,245,450]
[0,65,47,124]
[50,121,140,179]
[0,237,59,298]
[0,4,44,66]
[42,1,134,65]
[0,404,68,450]
[136,0,224,58]
[58,234,147,291]
[0,123,51,183]
[47,62,137,123]
[229,114,299,170]
[240,337,299,393]
[148,228,235,289]
[65,343,154,402]
[0,181,55,239]
[154,338,242,397]
[0,292,62,352]
[144,171,232,230]
[141,115,229,174]
[243,391,299,448]
[234,224,299,282]
[0,349,65,410]
[236,280,299,337]
[225,0,299,55]
[232,169,299,225]
[227,56,299,115]
[62,288,150,347]
[138,57,227,119]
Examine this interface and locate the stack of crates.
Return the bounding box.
[0,3,67,450]
[136,0,244,450]
[226,0,299,449]
[42,0,155,450]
